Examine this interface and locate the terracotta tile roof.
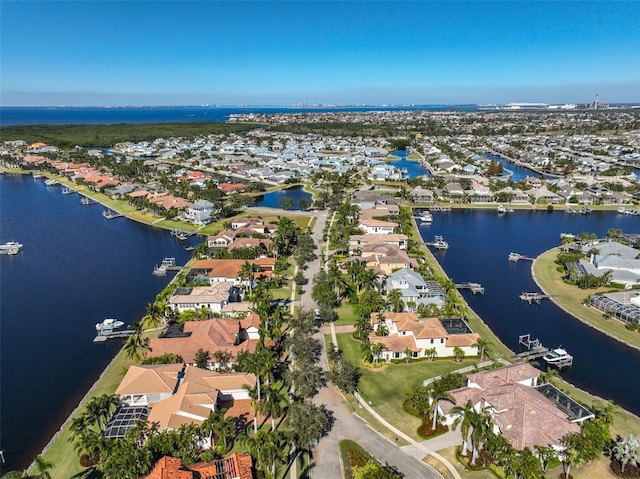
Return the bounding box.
[359,219,398,227]
[116,364,182,396]
[467,363,540,388]
[142,453,254,479]
[147,319,259,362]
[369,334,419,353]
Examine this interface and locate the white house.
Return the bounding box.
[358,219,398,235]
[185,199,214,225]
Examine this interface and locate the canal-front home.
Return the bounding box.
[440,363,594,451]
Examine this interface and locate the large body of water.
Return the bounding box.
[417,209,640,415]
[250,186,313,210]
[0,105,480,127]
[0,175,194,472]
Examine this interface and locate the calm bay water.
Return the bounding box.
[418,209,640,415]
[0,175,193,472]
[0,106,478,127]
[390,150,431,179]
[251,186,313,210]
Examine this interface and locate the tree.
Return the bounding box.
[469,407,493,466]
[511,447,542,479]
[32,455,54,479]
[451,400,475,455]
[297,197,312,210]
[326,359,361,394]
[123,327,149,361]
[403,347,413,364]
[473,338,491,361]
[386,288,404,313]
[371,342,385,365]
[611,434,640,473]
[279,196,295,210]
[453,346,465,362]
[353,462,401,479]
[423,347,437,361]
[100,439,152,479]
[194,348,210,369]
[284,401,332,456]
[428,381,455,431]
[288,362,325,399]
[357,290,386,319]
[534,444,557,472]
[261,385,286,431]
[242,429,287,479]
[144,302,164,327]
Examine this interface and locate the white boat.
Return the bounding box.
[543,347,573,367]
[418,211,433,223]
[0,241,22,255]
[497,204,514,213]
[44,179,58,186]
[96,318,124,332]
[431,235,449,250]
[62,187,74,195]
[559,233,575,240]
[618,207,627,214]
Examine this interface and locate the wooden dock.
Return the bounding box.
[103,209,124,219]
[93,330,134,342]
[519,292,552,304]
[511,334,550,361]
[455,282,485,294]
[508,252,534,262]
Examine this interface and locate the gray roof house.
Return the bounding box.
[386,268,445,310]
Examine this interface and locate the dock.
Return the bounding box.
[103,209,124,219]
[512,334,549,361]
[153,257,183,276]
[93,330,134,342]
[424,235,449,250]
[519,292,552,304]
[429,205,452,212]
[80,195,96,205]
[455,282,485,294]
[508,252,534,262]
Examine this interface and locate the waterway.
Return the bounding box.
[250,185,313,210]
[417,209,640,416]
[390,150,431,179]
[0,174,193,472]
[483,152,542,181]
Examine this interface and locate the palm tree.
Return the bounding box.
[32,455,54,479]
[423,347,437,361]
[534,444,557,472]
[96,393,119,428]
[261,384,286,431]
[144,302,164,328]
[371,342,385,365]
[201,408,225,448]
[470,408,493,466]
[428,382,455,430]
[473,338,492,361]
[387,288,404,312]
[451,400,475,455]
[403,346,413,363]
[123,332,150,361]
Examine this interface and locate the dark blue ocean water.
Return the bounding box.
[0,106,479,127]
[418,209,640,415]
[251,186,313,210]
[0,175,195,472]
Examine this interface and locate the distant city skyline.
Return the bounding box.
[1,1,639,107]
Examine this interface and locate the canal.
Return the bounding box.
[417,208,640,415]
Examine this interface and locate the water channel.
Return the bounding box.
[417,208,640,415]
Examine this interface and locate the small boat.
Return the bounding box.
[559,233,575,240]
[618,207,627,214]
[431,235,449,250]
[152,265,167,276]
[184,246,195,251]
[0,241,23,255]
[497,204,514,213]
[175,233,189,241]
[96,318,124,332]
[417,211,433,223]
[543,347,573,367]
[32,173,44,179]
[80,196,95,205]
[44,179,58,186]
[62,187,74,195]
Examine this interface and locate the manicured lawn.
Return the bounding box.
[533,248,640,349]
[334,332,478,441]
[335,303,359,326]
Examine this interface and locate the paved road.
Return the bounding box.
[293,211,443,479]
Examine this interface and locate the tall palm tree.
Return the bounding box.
[371,342,385,365]
[261,384,286,431]
[201,409,225,448]
[429,382,455,430]
[473,338,492,361]
[403,346,413,364]
[451,400,475,455]
[470,408,493,466]
[144,302,163,328]
[387,288,404,312]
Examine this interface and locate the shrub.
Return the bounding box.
[79,453,100,468]
[417,422,448,439]
[610,460,640,478]
[347,449,369,469]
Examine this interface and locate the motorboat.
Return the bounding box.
[431,235,449,250]
[543,347,573,367]
[0,241,22,255]
[44,179,58,186]
[96,318,125,332]
[417,211,433,223]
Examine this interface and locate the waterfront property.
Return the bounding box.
[168,283,244,314]
[111,364,257,441]
[576,240,640,288]
[141,454,254,479]
[146,315,262,366]
[590,290,640,325]
[441,363,594,451]
[385,268,446,310]
[369,312,479,361]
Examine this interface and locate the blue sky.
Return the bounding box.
[1,1,639,106]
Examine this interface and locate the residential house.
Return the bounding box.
[369,312,479,361]
[188,259,276,286]
[349,234,409,251]
[358,219,398,235]
[112,364,257,441]
[441,364,593,451]
[386,268,445,310]
[185,199,214,225]
[168,283,243,314]
[141,454,254,479]
[146,315,262,365]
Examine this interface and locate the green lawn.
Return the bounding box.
[334,332,478,441]
[334,303,359,326]
[533,248,640,349]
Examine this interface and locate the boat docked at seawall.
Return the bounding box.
[497,204,514,213]
[417,211,433,223]
[96,318,124,333]
[44,179,58,186]
[543,347,573,368]
[425,235,449,250]
[0,241,23,255]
